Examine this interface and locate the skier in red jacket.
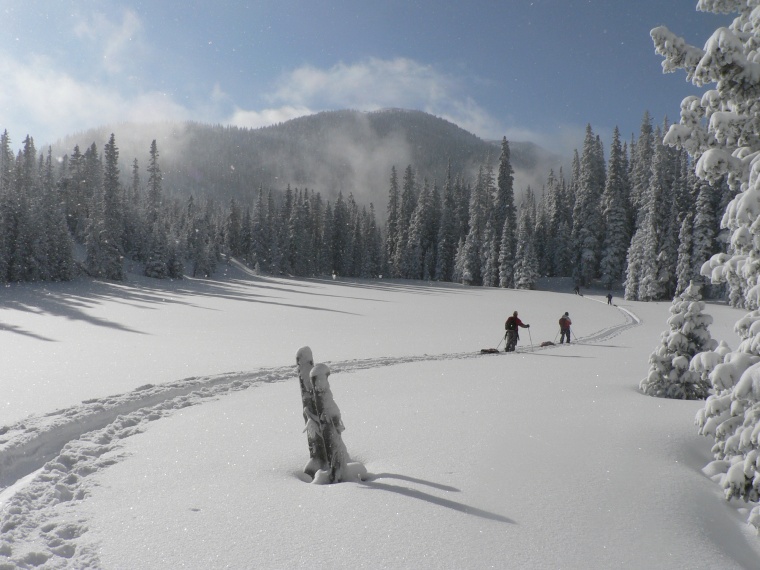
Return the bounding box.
[559,312,572,344]
[504,311,530,352]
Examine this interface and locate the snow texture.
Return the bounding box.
[0,265,758,568]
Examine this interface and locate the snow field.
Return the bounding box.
[0,268,758,568]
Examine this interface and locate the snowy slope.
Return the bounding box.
[0,266,758,569]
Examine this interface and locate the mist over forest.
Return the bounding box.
[51,109,564,212]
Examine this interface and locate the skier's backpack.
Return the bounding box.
[505,317,517,331]
[559,317,569,328]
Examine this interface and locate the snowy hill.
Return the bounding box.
[0,268,758,569]
[50,110,563,211]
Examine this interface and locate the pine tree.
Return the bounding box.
[392,165,417,277]
[481,219,498,287]
[144,140,169,278]
[226,199,244,258]
[651,5,760,528]
[406,179,437,280]
[571,125,605,285]
[65,145,90,241]
[629,112,655,224]
[691,177,717,283]
[103,134,124,255]
[124,158,145,261]
[498,215,516,289]
[85,141,124,281]
[0,131,13,281]
[43,148,74,281]
[599,127,631,288]
[675,213,694,295]
[460,165,489,285]
[331,192,350,276]
[623,223,644,300]
[638,128,677,300]
[6,137,37,281]
[545,169,573,277]
[366,203,382,278]
[640,282,717,399]
[534,188,550,278]
[435,164,457,282]
[385,166,400,277]
[514,189,539,289]
[320,202,334,276]
[252,186,270,271]
[496,139,517,287]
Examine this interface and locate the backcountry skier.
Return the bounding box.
[504,311,530,352]
[559,312,572,344]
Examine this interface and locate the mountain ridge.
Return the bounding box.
[52,109,564,208]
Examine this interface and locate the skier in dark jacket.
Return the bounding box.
[504,311,530,352]
[559,312,572,344]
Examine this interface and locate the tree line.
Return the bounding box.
[381,113,732,300]
[0,112,732,300]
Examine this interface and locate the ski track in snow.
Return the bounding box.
[0,303,640,569]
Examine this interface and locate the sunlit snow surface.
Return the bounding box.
[1,263,759,569]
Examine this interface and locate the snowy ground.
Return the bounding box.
[1,263,759,569]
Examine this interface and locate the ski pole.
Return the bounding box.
[496,334,505,349]
[554,329,560,342]
[528,328,533,351]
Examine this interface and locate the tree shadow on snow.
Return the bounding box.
[358,476,515,524]
[364,472,460,492]
[0,321,56,341]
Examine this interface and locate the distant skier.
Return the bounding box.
[573,284,581,295]
[504,311,530,352]
[559,312,572,344]
[607,293,613,305]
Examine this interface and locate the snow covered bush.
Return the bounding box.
[640,282,718,399]
[652,0,760,529]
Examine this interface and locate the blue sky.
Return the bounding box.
[0,1,732,156]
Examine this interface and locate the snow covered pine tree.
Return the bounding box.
[652,0,760,530]
[640,282,717,399]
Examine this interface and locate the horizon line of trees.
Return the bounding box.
[0,113,732,301]
[380,113,732,300]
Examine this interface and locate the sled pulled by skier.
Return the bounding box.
[504,311,530,352]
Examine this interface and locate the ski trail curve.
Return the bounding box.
[0,304,641,568]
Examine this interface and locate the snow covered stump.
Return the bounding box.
[296,347,366,484]
[296,346,327,478]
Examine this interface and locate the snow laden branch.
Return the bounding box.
[655,0,760,532]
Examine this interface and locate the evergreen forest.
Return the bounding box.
[0,110,732,301]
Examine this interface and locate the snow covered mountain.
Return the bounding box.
[51,109,563,210]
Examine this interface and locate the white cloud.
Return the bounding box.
[0,52,190,146]
[227,106,315,129]
[224,57,509,141]
[72,8,145,75]
[268,58,455,110]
